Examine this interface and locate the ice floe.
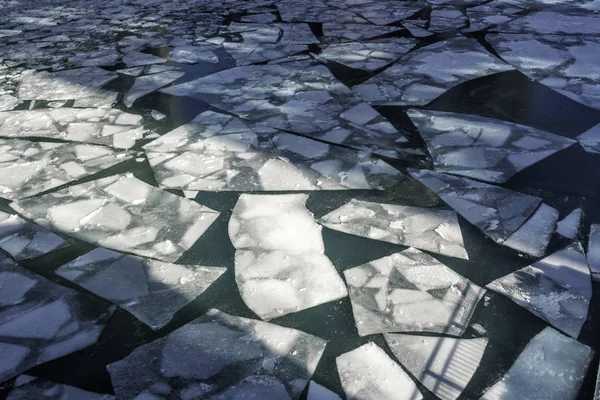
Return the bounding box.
[122,50,166,67]
[319,199,468,259]
[336,342,422,400]
[587,224,600,279]
[11,174,219,262]
[321,23,402,42]
[0,139,132,200]
[410,169,542,243]
[492,11,600,35]
[501,203,559,257]
[384,334,488,400]
[6,376,115,399]
[344,248,485,336]
[124,70,184,107]
[556,208,583,240]
[161,60,412,159]
[428,6,468,33]
[480,327,593,400]
[0,253,112,383]
[407,109,574,183]
[56,247,226,329]
[576,122,600,153]
[487,243,592,338]
[107,309,326,399]
[143,110,403,191]
[353,37,513,106]
[229,194,347,320]
[463,1,524,33]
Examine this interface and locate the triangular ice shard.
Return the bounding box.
[0,139,133,200]
[407,109,574,183]
[384,334,488,400]
[587,224,600,280]
[410,169,542,243]
[577,122,600,153]
[486,243,592,338]
[56,248,226,330]
[124,71,184,107]
[501,203,559,257]
[556,208,583,240]
[11,174,219,262]
[481,327,593,400]
[6,376,115,400]
[107,309,327,400]
[336,342,423,400]
[345,248,485,336]
[319,199,468,259]
[229,194,347,320]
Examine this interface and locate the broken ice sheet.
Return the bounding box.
[340,1,427,26]
[556,208,582,240]
[319,199,468,259]
[492,11,600,35]
[321,23,402,42]
[0,94,18,111]
[577,122,600,153]
[0,139,133,200]
[410,169,542,243]
[6,376,115,400]
[0,210,69,261]
[587,224,600,279]
[107,308,326,400]
[480,327,592,400]
[353,37,513,106]
[143,110,403,191]
[307,381,341,400]
[486,34,600,110]
[220,22,319,45]
[56,248,225,329]
[501,203,558,257]
[229,194,347,320]
[463,1,524,33]
[407,109,574,184]
[11,174,219,262]
[124,70,184,107]
[428,6,468,33]
[336,342,422,400]
[223,41,308,66]
[345,248,485,336]
[487,243,592,338]
[0,108,147,149]
[276,0,368,23]
[384,334,488,400]
[313,38,416,71]
[17,67,117,101]
[122,50,166,67]
[0,253,111,383]
[161,60,412,159]
[168,46,219,64]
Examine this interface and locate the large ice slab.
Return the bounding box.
[407,109,574,183]
[336,342,422,400]
[56,248,226,329]
[556,208,582,240]
[501,203,559,257]
[0,210,69,260]
[341,1,427,26]
[17,67,117,101]
[428,6,468,33]
[385,334,488,400]
[492,11,600,35]
[345,248,485,336]
[319,199,468,259]
[161,60,412,159]
[480,327,593,400]
[276,0,368,23]
[577,122,600,153]
[353,37,513,106]
[321,23,402,42]
[124,70,184,107]
[229,194,347,320]
[220,22,319,45]
[6,376,115,399]
[410,169,542,243]
[314,38,416,71]
[11,174,219,262]
[587,224,600,279]
[0,254,111,383]
[0,108,148,149]
[486,34,600,110]
[487,243,592,338]
[463,1,524,33]
[107,309,327,400]
[122,50,166,67]
[143,110,403,191]
[0,139,133,200]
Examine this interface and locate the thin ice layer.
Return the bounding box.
[7,376,115,399]
[336,342,423,400]
[0,210,69,261]
[556,208,583,240]
[410,169,542,242]
[56,248,226,329]
[344,248,485,336]
[486,243,592,338]
[161,60,412,159]
[587,224,600,278]
[124,71,185,107]
[229,194,347,320]
[0,108,147,149]
[11,174,219,262]
[502,203,559,257]
[307,381,341,400]
[319,199,468,259]
[384,334,488,400]
[407,109,574,183]
[143,111,403,191]
[481,327,593,400]
[0,254,111,383]
[0,139,133,200]
[353,37,513,106]
[107,309,327,400]
[17,67,117,100]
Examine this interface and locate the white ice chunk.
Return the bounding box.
[556,208,583,240]
[125,71,184,107]
[123,51,166,67]
[587,223,600,278]
[502,203,559,257]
